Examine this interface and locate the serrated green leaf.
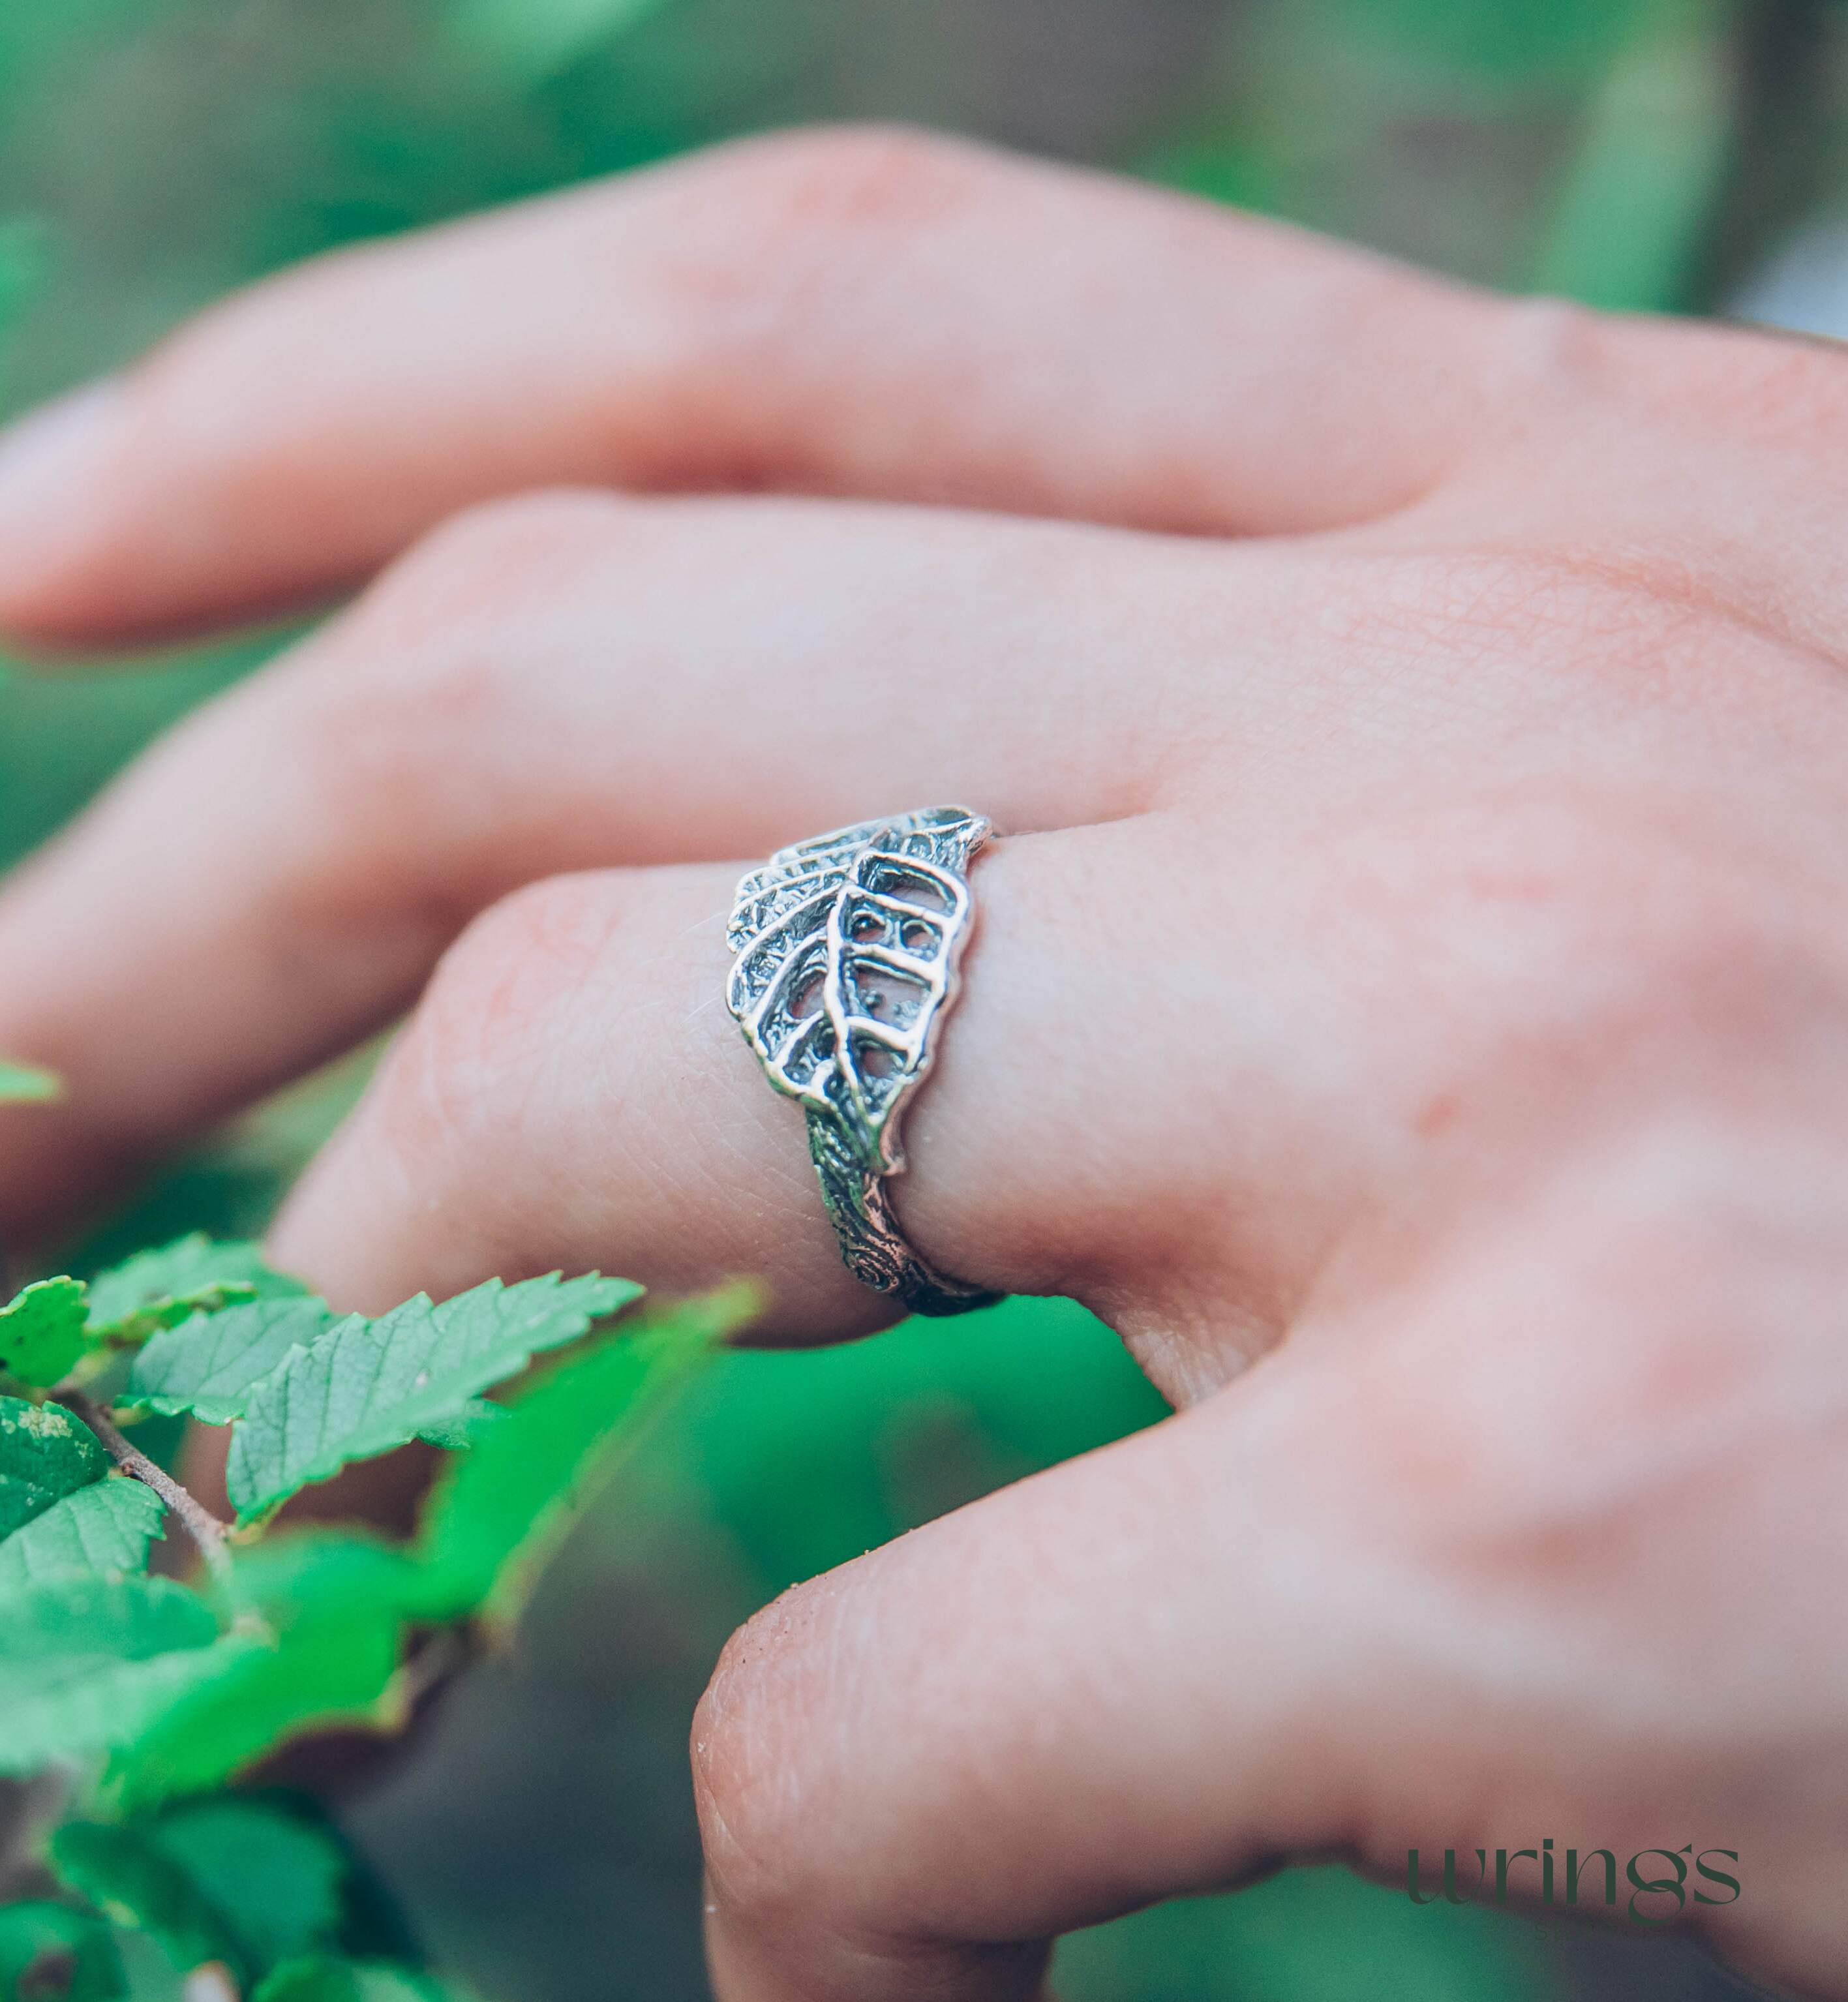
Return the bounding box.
[86,1237,307,1346]
[0,1478,165,1591]
[0,1060,60,1104]
[0,1575,237,1778]
[0,1397,107,1537]
[106,1578,406,1812]
[145,1802,348,1979]
[0,1900,126,2002]
[52,1822,246,1988]
[129,1299,335,1425]
[416,1288,742,1626]
[254,1959,459,2002]
[0,1278,93,1389]
[225,1274,643,1524]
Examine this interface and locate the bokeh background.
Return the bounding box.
[1,1,1839,1996]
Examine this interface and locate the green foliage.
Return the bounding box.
[0,1281,93,1391]
[0,1575,236,1778]
[0,1234,714,1998]
[407,1403,504,1453]
[0,1479,165,1592]
[0,1901,124,2002]
[146,1804,347,1982]
[106,1601,401,1815]
[52,1803,347,1989]
[53,1821,249,1985]
[130,1301,335,1427]
[416,1286,757,1627]
[0,1398,107,1534]
[86,1237,307,1347]
[254,1962,459,2002]
[224,1275,643,1523]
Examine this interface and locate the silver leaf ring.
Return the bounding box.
[725,806,1003,1318]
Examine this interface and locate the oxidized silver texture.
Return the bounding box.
[726,806,1001,1318]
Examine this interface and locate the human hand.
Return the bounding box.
[0,127,1843,2001]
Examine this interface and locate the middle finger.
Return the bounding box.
[0,489,1226,1236]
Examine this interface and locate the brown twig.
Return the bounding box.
[65,1392,236,1594]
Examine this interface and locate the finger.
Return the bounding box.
[260,818,1358,1371]
[693,1382,1364,2002]
[0,491,1224,1238]
[691,1141,1848,2002]
[0,125,1506,646]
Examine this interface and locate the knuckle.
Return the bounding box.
[284,488,631,896]
[1344,791,1821,1086]
[1323,544,1708,680]
[350,487,629,647]
[1488,292,1848,468]
[279,663,479,907]
[1481,294,1630,411]
[703,121,995,242]
[659,125,1005,408]
[367,873,628,1184]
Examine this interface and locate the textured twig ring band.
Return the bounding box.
[727,806,1003,1318]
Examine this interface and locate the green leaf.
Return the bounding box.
[0,1900,126,2002]
[412,1400,506,1451]
[52,1804,348,1988]
[417,1288,740,1626]
[0,1397,107,1538]
[108,1542,414,1809]
[108,1619,404,1812]
[254,1960,459,2002]
[52,1823,246,1988]
[144,1802,347,1979]
[86,1237,307,1346]
[0,1575,236,1778]
[0,1060,60,1104]
[129,1299,335,1425]
[0,1279,93,1389]
[225,1274,643,1524]
[229,1530,427,1630]
[0,1478,166,1591]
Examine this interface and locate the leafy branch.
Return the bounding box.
[62,1393,234,1595]
[0,1232,750,2001]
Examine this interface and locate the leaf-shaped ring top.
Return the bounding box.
[726,806,1003,1317]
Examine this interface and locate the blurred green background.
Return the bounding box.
[0,0,1829,1995]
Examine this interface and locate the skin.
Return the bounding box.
[0,125,1841,2000]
